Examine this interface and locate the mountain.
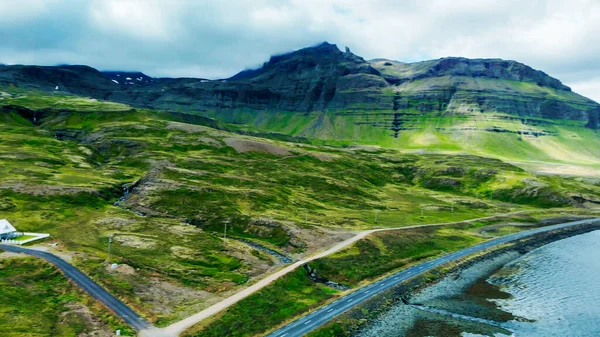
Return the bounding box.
[2,42,598,124]
[2,42,600,334]
[0,64,118,97]
[1,42,600,169]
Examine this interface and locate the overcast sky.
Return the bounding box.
[1,0,599,101]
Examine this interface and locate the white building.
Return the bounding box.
[0,219,17,240]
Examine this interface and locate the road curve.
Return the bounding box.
[266,218,600,337]
[0,244,153,332]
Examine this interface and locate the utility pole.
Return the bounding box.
[106,234,113,264]
[224,222,227,240]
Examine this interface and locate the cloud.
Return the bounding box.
[0,0,51,24]
[570,78,600,104]
[0,0,599,101]
[88,0,178,41]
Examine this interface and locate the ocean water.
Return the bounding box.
[358,230,600,337]
[489,230,600,336]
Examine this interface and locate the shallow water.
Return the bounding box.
[490,230,600,336]
[358,230,600,337]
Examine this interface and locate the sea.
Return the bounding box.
[358,230,600,337]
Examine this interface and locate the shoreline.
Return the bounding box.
[311,220,600,336]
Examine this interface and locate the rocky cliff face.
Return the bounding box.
[368,57,599,130]
[114,42,385,112]
[225,42,382,111]
[1,42,599,132]
[374,57,570,90]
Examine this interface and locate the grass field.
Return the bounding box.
[310,226,485,286]
[0,255,134,337]
[182,269,337,337]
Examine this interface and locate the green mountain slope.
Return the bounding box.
[203,108,600,171]
[2,43,599,173]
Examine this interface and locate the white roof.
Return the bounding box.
[0,219,16,235]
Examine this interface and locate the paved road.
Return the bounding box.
[266,218,600,337]
[0,244,153,332]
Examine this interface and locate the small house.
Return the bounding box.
[0,219,17,240]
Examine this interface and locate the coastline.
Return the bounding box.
[309,219,600,337]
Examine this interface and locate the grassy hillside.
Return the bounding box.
[1,88,600,325]
[195,108,600,173]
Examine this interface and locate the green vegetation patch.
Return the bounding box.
[183,268,336,337]
[311,226,484,286]
[0,256,133,337]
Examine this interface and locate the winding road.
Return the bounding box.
[1,212,593,337]
[266,218,600,337]
[0,244,154,333]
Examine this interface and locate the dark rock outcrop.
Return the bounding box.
[0,65,118,98]
[586,107,600,130]
[304,263,350,290]
[375,57,571,90]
